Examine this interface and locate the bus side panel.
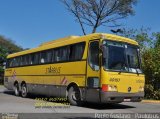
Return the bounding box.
[4,61,87,98]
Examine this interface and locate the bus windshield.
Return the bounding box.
[103,40,142,73]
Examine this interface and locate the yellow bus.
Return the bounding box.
[4,33,145,105]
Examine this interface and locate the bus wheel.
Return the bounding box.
[68,86,81,106]
[21,84,28,98]
[14,83,19,96]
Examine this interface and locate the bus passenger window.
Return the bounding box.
[69,45,76,61]
[40,52,47,64]
[69,42,85,61]
[31,53,39,65]
[60,46,69,61]
[88,41,99,70]
[54,49,60,62]
[21,56,26,66]
[25,55,30,65]
[30,54,34,65]
[12,58,17,67]
[46,50,52,63]
[14,57,20,67]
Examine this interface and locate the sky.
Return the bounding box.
[0,0,160,49]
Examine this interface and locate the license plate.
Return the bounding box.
[124,99,131,102]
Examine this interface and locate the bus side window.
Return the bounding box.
[9,59,14,67]
[60,46,69,61]
[21,55,29,66]
[25,55,30,65]
[30,54,34,65]
[52,50,55,62]
[46,50,52,63]
[76,43,85,60]
[35,53,39,64]
[69,42,85,61]
[31,53,39,65]
[54,49,60,62]
[88,41,99,71]
[15,57,20,67]
[11,58,16,67]
[69,45,76,61]
[41,50,52,64]
[40,52,47,64]
[21,56,25,66]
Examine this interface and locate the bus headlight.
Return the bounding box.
[139,86,144,92]
[102,84,117,92]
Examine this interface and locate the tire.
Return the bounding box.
[68,86,81,106]
[21,84,28,98]
[14,83,20,96]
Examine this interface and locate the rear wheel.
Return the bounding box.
[68,86,81,106]
[14,83,19,96]
[21,84,28,98]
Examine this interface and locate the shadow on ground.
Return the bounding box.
[17,113,96,119]
[3,90,135,110]
[81,102,135,110]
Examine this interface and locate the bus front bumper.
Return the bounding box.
[100,91,144,103]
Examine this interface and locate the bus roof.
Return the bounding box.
[7,33,138,58]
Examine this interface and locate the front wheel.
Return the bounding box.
[68,86,81,106]
[21,84,28,98]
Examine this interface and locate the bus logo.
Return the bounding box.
[128,87,131,92]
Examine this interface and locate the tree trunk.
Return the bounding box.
[92,27,97,33]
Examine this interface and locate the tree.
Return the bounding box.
[0,35,23,53]
[143,32,160,89]
[0,35,23,84]
[62,0,137,35]
[0,35,23,72]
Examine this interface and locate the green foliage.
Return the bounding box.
[0,35,23,64]
[0,35,23,53]
[0,35,23,84]
[145,84,160,100]
[153,32,160,48]
[0,72,3,85]
[144,84,154,99]
[142,33,160,90]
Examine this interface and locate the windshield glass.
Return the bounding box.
[103,40,142,73]
[104,41,127,71]
[126,45,142,73]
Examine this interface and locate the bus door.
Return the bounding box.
[85,40,101,102]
